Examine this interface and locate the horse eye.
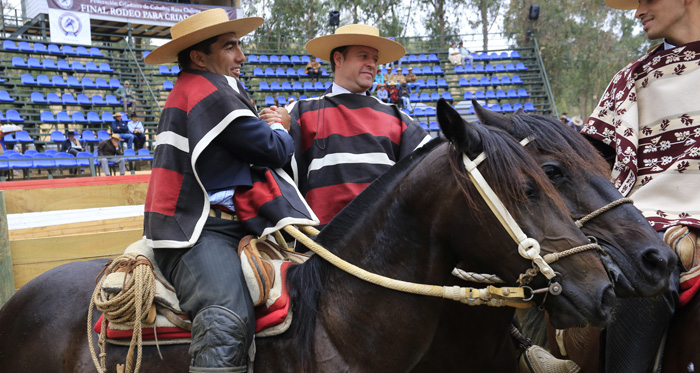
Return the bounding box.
[542,164,564,181]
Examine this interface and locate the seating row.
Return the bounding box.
[407,92,454,102]
[454,62,527,74]
[466,51,522,61]
[30,92,125,106]
[249,55,322,64]
[0,150,153,173]
[20,74,122,89]
[38,111,128,124]
[0,110,25,122]
[464,89,530,100]
[2,40,104,57]
[259,81,331,92]
[252,67,331,78]
[459,75,524,87]
[380,65,444,76]
[11,57,114,73]
[158,65,181,75]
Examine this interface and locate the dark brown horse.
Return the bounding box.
[413,102,677,372]
[0,101,613,372]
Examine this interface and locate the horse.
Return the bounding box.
[412,101,677,372]
[0,100,614,372]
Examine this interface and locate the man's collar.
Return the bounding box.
[331,82,370,96]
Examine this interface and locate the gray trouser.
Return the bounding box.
[99,157,125,175]
[154,217,255,368]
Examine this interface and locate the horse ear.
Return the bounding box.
[472,99,512,132]
[514,108,525,116]
[436,98,482,154]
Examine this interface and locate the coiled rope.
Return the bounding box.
[87,254,156,373]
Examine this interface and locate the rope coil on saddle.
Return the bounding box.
[87,254,157,373]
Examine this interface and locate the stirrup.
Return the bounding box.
[519,345,581,373]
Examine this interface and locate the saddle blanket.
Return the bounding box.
[94,239,297,344]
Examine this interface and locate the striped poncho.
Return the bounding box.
[287,92,431,225]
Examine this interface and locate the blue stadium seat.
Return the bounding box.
[292,81,303,91]
[290,55,301,64]
[511,75,523,84]
[24,150,38,157]
[87,112,102,123]
[459,77,469,86]
[464,65,475,73]
[81,130,98,143]
[258,82,270,91]
[485,64,495,73]
[485,90,496,99]
[101,112,115,123]
[41,111,57,123]
[3,40,18,51]
[47,44,61,54]
[91,95,106,105]
[281,82,292,91]
[490,76,500,85]
[454,65,465,74]
[523,102,536,111]
[517,88,530,97]
[56,111,72,123]
[71,61,86,71]
[421,66,431,75]
[418,54,428,63]
[277,96,287,105]
[286,68,296,77]
[419,92,430,102]
[42,59,57,69]
[275,68,286,77]
[499,52,509,59]
[50,75,66,87]
[106,95,120,105]
[300,55,310,63]
[62,93,77,104]
[0,90,13,104]
[464,91,473,100]
[264,96,275,106]
[62,45,76,55]
[303,82,314,91]
[441,92,453,101]
[269,55,280,63]
[97,130,111,141]
[55,152,77,168]
[72,112,88,123]
[314,82,324,90]
[428,121,440,132]
[248,55,258,63]
[280,55,291,63]
[490,104,502,113]
[253,68,264,77]
[501,103,514,112]
[515,62,527,71]
[109,79,121,89]
[82,77,96,88]
[137,148,153,161]
[66,76,81,88]
[30,92,46,103]
[12,57,26,67]
[430,92,440,101]
[475,91,485,100]
[428,54,439,62]
[18,41,32,52]
[297,68,306,77]
[264,67,275,77]
[495,64,506,72]
[163,81,174,90]
[46,92,62,104]
[409,93,419,102]
[85,62,100,72]
[258,55,269,64]
[90,47,104,57]
[496,89,507,99]
[8,154,33,172]
[171,65,180,74]
[437,78,448,88]
[76,152,96,167]
[270,82,281,91]
[57,59,70,70]
[479,77,490,86]
[426,79,436,88]
[416,79,426,89]
[27,58,41,69]
[425,107,437,116]
[474,65,485,73]
[507,89,518,98]
[500,76,512,85]
[76,46,90,56]
[505,63,516,72]
[77,94,91,105]
[159,65,170,75]
[418,122,428,131]
[489,52,500,60]
[513,103,523,111]
[413,108,424,116]
[324,81,331,89]
[99,62,113,73]
[321,68,330,77]
[469,77,479,86]
[510,51,522,59]
[407,54,418,63]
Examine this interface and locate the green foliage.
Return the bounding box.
[503,0,652,118]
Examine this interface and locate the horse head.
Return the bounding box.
[472,101,676,298]
[436,99,614,328]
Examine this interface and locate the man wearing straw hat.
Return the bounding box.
[582,0,700,371]
[278,24,431,225]
[143,9,294,372]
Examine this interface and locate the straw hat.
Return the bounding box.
[145,9,263,65]
[111,134,121,140]
[604,0,637,10]
[572,117,584,127]
[305,24,405,65]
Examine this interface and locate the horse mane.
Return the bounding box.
[446,123,567,220]
[284,137,445,370]
[509,113,610,178]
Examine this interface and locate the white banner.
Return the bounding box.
[49,8,92,45]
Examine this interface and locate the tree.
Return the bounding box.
[463,0,502,51]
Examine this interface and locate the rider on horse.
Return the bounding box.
[142,10,294,372]
[583,0,700,370]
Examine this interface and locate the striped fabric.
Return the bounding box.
[144,70,259,248]
[583,40,700,232]
[288,93,431,224]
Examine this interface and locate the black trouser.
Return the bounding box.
[603,231,680,373]
[154,216,255,359]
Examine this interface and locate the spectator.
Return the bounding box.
[459,41,474,66]
[285,96,295,108]
[376,83,389,103]
[97,134,125,176]
[570,117,583,132]
[111,114,134,149]
[127,114,147,150]
[387,83,399,104]
[371,69,385,92]
[306,59,321,81]
[60,131,84,156]
[115,81,139,115]
[405,67,418,92]
[384,69,398,85]
[0,124,22,155]
[398,83,411,109]
[448,42,463,66]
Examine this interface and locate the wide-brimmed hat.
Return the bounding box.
[605,0,636,10]
[145,9,263,65]
[305,24,405,65]
[572,117,584,127]
[110,134,121,140]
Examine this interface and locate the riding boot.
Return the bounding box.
[189,305,250,373]
[603,266,679,373]
[511,324,581,373]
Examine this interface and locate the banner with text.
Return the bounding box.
[48,0,238,25]
[49,8,92,45]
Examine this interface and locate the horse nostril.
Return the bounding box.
[641,247,676,275]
